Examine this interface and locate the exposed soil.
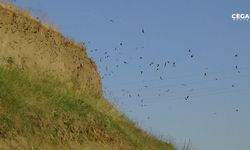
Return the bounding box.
[0,3,102,97]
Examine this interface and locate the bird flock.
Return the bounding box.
[85,20,244,115]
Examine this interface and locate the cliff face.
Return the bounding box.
[0,4,102,97]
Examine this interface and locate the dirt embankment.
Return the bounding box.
[0,3,102,97]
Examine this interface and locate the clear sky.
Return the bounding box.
[9,0,250,149]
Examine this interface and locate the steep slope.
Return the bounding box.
[0,3,176,150]
[0,3,102,97]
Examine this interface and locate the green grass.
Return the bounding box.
[0,67,176,150]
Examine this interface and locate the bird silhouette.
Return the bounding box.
[165,89,170,92]
[142,29,145,33]
[172,62,176,67]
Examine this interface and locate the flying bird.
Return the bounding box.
[172,62,176,67]
[165,89,170,92]
[185,96,189,100]
[142,29,145,33]
[181,83,187,86]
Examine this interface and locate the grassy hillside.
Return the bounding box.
[0,2,176,150]
[0,67,175,150]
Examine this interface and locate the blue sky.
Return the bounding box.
[10,0,250,149]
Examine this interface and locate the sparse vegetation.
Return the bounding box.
[182,140,192,150]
